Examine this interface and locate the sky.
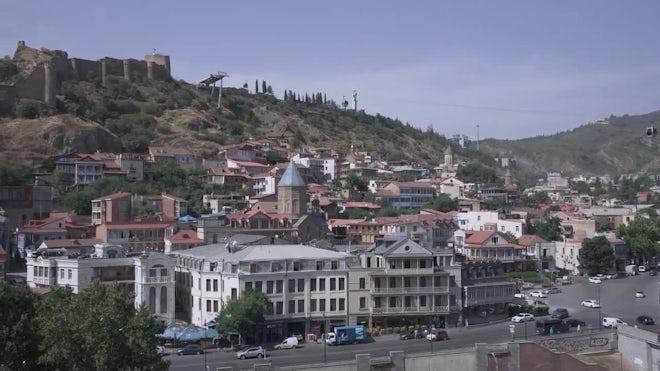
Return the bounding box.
[3,1,660,140]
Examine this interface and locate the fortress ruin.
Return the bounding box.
[0,41,172,111]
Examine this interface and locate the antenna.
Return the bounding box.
[198,72,229,109]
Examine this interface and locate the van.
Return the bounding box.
[602,317,627,328]
[273,336,299,350]
[536,318,569,335]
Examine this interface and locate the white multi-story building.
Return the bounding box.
[454,211,524,238]
[172,243,358,342]
[554,239,583,275]
[292,153,337,181]
[26,243,175,321]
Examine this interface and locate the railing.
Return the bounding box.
[376,268,435,276]
[33,277,51,285]
[145,276,172,283]
[372,305,450,314]
[371,287,450,294]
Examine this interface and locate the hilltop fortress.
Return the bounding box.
[0,41,171,111]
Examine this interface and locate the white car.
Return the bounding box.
[514,293,526,299]
[511,313,535,322]
[581,299,601,308]
[639,266,647,272]
[635,291,646,298]
[588,277,602,284]
[603,317,627,328]
[530,290,547,298]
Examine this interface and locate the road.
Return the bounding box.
[168,273,659,370]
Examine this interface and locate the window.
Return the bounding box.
[293,261,302,271]
[245,282,253,290]
[404,277,411,288]
[206,300,212,312]
[389,297,396,307]
[319,299,326,311]
[319,278,326,291]
[389,260,396,269]
[276,301,283,315]
[339,298,345,311]
[339,277,345,290]
[297,279,304,292]
[330,298,336,311]
[266,280,274,294]
[288,300,295,314]
[213,279,218,292]
[389,277,396,288]
[359,297,366,309]
[276,280,283,293]
[420,259,427,268]
[330,278,336,291]
[310,278,317,291]
[404,259,411,269]
[419,276,427,287]
[420,296,427,307]
[68,269,72,279]
[316,261,323,270]
[213,300,219,312]
[60,269,64,279]
[255,281,262,292]
[359,278,366,289]
[288,279,296,292]
[310,299,317,312]
[331,261,338,270]
[366,257,371,268]
[297,299,304,313]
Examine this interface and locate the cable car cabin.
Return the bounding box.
[646,127,657,138]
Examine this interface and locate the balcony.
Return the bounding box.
[372,268,435,276]
[372,305,450,314]
[145,276,173,283]
[371,286,449,294]
[32,277,51,286]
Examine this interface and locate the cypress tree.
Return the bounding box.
[255,80,259,94]
[262,80,267,94]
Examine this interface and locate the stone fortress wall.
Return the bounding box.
[0,40,171,109]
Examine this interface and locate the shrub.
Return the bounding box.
[531,306,549,316]
[16,101,42,119]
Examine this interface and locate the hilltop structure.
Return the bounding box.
[0,41,171,110]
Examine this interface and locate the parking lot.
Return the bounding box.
[522,272,660,330]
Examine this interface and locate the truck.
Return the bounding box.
[625,265,638,276]
[555,275,572,285]
[325,325,366,345]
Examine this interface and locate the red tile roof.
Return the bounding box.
[169,230,204,243]
[342,201,382,209]
[464,230,497,244]
[517,234,548,246]
[99,221,175,229]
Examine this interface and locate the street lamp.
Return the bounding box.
[597,284,602,330]
[322,312,327,363]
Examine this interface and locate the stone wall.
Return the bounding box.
[70,57,100,80]
[617,325,660,370]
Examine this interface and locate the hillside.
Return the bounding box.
[480,112,660,183]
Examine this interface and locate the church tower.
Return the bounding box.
[444,145,454,170]
[504,168,513,186]
[277,161,308,219]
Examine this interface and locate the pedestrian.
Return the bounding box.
[577,324,581,332]
[549,327,554,336]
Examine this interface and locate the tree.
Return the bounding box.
[617,216,660,262]
[424,194,457,212]
[345,173,368,192]
[0,282,41,371]
[578,236,615,275]
[255,80,258,94]
[215,288,270,345]
[36,281,168,371]
[262,80,267,94]
[533,217,561,241]
[0,165,33,186]
[594,215,613,232]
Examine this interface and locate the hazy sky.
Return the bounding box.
[3,1,660,140]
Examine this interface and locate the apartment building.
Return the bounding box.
[26,243,175,322]
[172,243,358,342]
[95,221,176,252]
[454,211,524,238]
[91,192,132,225]
[451,230,536,272]
[356,237,454,329]
[377,182,435,209]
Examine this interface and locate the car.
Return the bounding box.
[595,273,607,280]
[156,345,166,356]
[565,318,586,328]
[236,346,266,360]
[425,329,449,341]
[543,287,562,294]
[639,265,647,272]
[649,270,657,276]
[581,300,601,308]
[604,272,618,279]
[513,293,526,299]
[177,344,203,356]
[274,337,299,350]
[551,308,569,319]
[603,317,627,328]
[635,291,646,298]
[399,330,424,340]
[511,313,535,323]
[588,277,602,284]
[637,315,655,325]
[530,291,547,298]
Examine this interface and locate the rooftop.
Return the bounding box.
[173,243,351,262]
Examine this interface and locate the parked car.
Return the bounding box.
[637,315,655,325]
[236,346,266,360]
[530,291,547,298]
[177,344,203,356]
[156,345,166,356]
[543,287,562,294]
[565,318,586,328]
[511,313,535,323]
[649,270,657,276]
[551,308,569,319]
[639,265,647,272]
[399,330,424,340]
[602,317,627,328]
[635,291,646,298]
[588,277,602,284]
[425,329,449,341]
[514,293,526,299]
[604,272,618,279]
[581,300,601,308]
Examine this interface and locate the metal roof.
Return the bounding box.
[277,161,306,188]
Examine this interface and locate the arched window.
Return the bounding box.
[160,286,168,313]
[149,287,156,313]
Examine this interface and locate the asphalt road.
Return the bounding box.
[168,273,658,370]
